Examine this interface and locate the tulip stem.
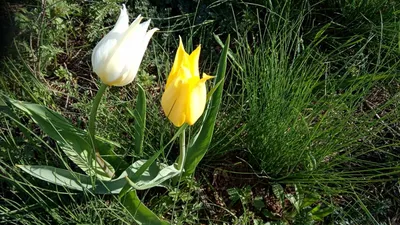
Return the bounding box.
[89,83,108,143]
[177,128,186,171]
[88,83,114,178]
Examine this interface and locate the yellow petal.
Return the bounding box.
[187,45,201,78]
[201,73,214,81]
[166,37,189,88]
[185,73,212,125]
[161,68,192,127]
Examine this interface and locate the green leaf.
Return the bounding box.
[286,185,304,212]
[310,204,321,214]
[132,84,146,156]
[272,184,285,206]
[128,124,187,184]
[5,98,114,180]
[17,165,118,193]
[253,196,265,211]
[206,79,224,102]
[183,35,230,177]
[227,188,241,205]
[17,165,125,193]
[18,158,179,194]
[96,139,129,176]
[121,190,170,225]
[124,159,179,190]
[301,193,320,208]
[311,206,334,221]
[262,209,280,220]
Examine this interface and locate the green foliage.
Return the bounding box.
[2,97,115,180]
[86,0,125,43]
[132,84,146,156]
[121,190,170,225]
[14,0,82,73]
[1,0,400,224]
[226,184,334,225]
[183,35,230,177]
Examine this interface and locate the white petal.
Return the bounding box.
[91,32,122,75]
[111,4,129,34]
[114,26,159,87]
[91,4,129,80]
[115,25,159,86]
[102,18,149,85]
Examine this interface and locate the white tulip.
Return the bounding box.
[91,4,158,86]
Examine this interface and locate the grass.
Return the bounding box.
[1,0,400,224]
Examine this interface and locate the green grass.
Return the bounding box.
[1,0,400,224]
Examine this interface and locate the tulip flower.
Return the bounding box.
[91,5,158,86]
[161,38,213,127]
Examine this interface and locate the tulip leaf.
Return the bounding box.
[4,97,114,180]
[16,165,124,193]
[128,123,187,184]
[125,159,179,190]
[18,158,179,194]
[183,35,230,177]
[96,140,129,176]
[0,98,32,141]
[17,124,188,194]
[206,79,224,102]
[121,190,170,225]
[132,84,146,156]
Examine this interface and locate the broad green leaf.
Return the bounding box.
[206,79,224,102]
[285,185,303,212]
[301,193,320,208]
[5,98,114,180]
[253,196,265,211]
[272,184,285,206]
[96,139,129,176]
[128,124,187,184]
[311,206,334,221]
[262,209,280,220]
[119,147,166,199]
[310,204,321,214]
[124,159,179,190]
[120,125,188,198]
[17,165,125,193]
[121,190,170,225]
[183,35,230,177]
[18,159,179,194]
[133,84,146,156]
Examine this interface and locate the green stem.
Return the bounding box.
[177,128,186,171]
[89,83,108,144]
[88,83,114,178]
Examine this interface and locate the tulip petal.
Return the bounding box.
[111,4,129,33]
[166,37,189,88]
[92,32,121,78]
[91,5,130,77]
[185,74,213,125]
[187,45,201,78]
[115,26,159,87]
[161,68,192,127]
[101,17,149,85]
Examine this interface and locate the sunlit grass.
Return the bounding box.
[1,0,399,224]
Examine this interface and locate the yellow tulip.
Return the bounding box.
[161,38,213,127]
